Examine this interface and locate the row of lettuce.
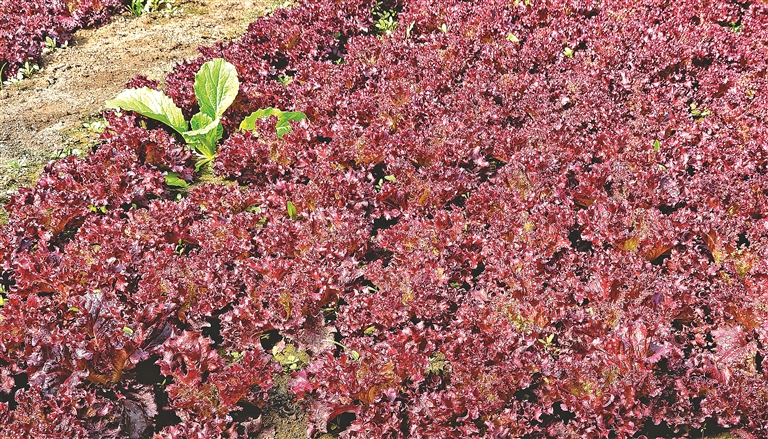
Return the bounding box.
[2,0,768,438]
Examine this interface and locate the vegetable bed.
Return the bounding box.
[1,0,768,438]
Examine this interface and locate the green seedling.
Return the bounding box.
[127,0,173,16]
[506,33,520,42]
[127,0,145,16]
[272,343,310,371]
[19,61,40,79]
[375,175,396,191]
[53,147,84,159]
[2,60,28,87]
[83,120,107,134]
[375,12,398,35]
[5,160,23,170]
[44,37,57,53]
[286,200,299,220]
[174,239,188,255]
[229,350,245,363]
[372,1,398,36]
[43,37,68,52]
[330,340,360,361]
[538,333,560,356]
[653,139,661,151]
[727,21,743,33]
[405,21,415,39]
[689,102,712,120]
[153,0,181,17]
[88,204,108,214]
[563,47,575,58]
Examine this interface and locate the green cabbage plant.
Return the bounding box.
[105,58,306,177]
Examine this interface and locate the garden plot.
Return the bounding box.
[1,1,767,438]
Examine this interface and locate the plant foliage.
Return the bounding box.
[2,0,768,438]
[106,58,304,176]
[106,87,189,134]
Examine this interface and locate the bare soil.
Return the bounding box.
[0,0,287,222]
[0,0,308,435]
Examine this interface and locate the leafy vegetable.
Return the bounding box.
[107,60,305,176]
[286,200,298,220]
[164,171,189,188]
[193,57,240,120]
[239,107,307,138]
[105,87,188,134]
[106,58,237,168]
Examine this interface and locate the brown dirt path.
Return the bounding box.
[0,0,286,221]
